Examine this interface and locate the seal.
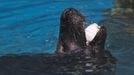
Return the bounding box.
[56,8,116,63]
[56,8,87,54]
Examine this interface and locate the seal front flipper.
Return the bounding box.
[85,23,107,63]
[56,37,64,54]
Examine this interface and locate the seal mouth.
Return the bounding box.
[85,23,100,45]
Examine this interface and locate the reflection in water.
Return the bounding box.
[100,15,134,75]
[0,51,116,75]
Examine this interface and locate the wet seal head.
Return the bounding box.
[55,8,116,73]
[56,8,87,54]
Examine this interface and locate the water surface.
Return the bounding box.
[0,0,134,75]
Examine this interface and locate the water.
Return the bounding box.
[0,0,134,75]
[0,0,113,55]
[100,15,134,75]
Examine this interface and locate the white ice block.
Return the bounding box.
[85,23,100,45]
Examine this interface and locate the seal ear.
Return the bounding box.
[56,8,87,54]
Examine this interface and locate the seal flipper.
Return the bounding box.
[87,26,107,63]
[56,37,64,54]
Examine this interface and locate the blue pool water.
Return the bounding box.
[0,0,134,75]
[0,0,113,55]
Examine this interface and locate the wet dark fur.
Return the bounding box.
[56,8,86,54]
[56,8,116,65]
[57,8,108,58]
